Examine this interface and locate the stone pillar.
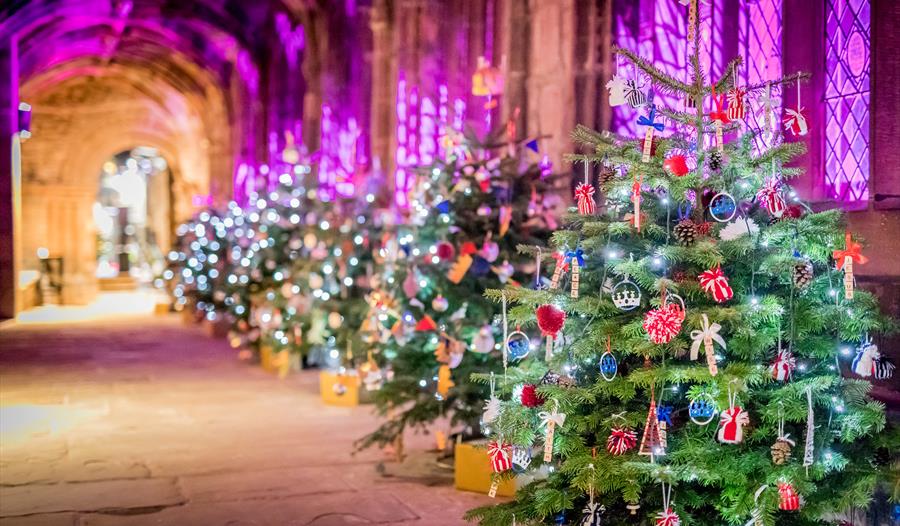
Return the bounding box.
[0,38,18,319]
[369,0,396,178]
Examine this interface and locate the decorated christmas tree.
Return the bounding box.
[466,10,896,526]
[355,129,560,455]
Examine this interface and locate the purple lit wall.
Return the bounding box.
[317,105,365,201]
[824,0,871,203]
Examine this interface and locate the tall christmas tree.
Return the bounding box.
[355,129,560,454]
[467,9,896,526]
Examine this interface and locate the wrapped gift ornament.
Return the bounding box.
[575,183,596,215]
[487,441,513,472]
[756,177,787,218]
[770,347,797,381]
[718,384,749,444]
[699,266,734,303]
[727,86,747,121]
[783,107,808,136]
[778,482,800,511]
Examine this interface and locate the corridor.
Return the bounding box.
[0,314,489,525]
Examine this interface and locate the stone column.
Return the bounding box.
[0,38,18,319]
[369,0,396,178]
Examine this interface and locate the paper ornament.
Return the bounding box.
[437,365,454,397]
[688,393,717,426]
[639,393,665,457]
[539,400,566,461]
[599,336,617,381]
[852,339,879,378]
[612,277,642,310]
[487,441,512,472]
[483,374,501,423]
[833,231,868,300]
[783,108,808,136]
[875,356,896,380]
[689,313,724,376]
[606,75,628,106]
[447,244,476,284]
[719,218,759,241]
[726,86,747,121]
[575,183,596,215]
[624,79,647,108]
[499,204,512,237]
[506,328,531,361]
[566,249,584,299]
[536,304,566,360]
[607,426,638,455]
[778,482,800,511]
[472,56,504,97]
[699,266,734,303]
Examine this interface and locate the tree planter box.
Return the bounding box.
[260,345,290,377]
[153,302,170,315]
[319,370,362,407]
[454,442,515,497]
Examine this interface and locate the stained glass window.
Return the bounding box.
[824,0,870,203]
[739,0,782,151]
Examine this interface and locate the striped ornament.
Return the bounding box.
[574,183,596,215]
[698,266,733,303]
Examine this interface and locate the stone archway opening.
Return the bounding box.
[94,147,172,289]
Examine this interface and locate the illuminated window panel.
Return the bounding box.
[739,0,782,151]
[824,0,870,203]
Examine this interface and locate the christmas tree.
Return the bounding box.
[466,12,896,526]
[355,130,560,455]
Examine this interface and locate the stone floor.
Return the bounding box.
[0,313,491,525]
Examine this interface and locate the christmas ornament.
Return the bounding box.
[689,314,723,376]
[447,242,478,284]
[710,86,730,152]
[784,81,808,136]
[540,400,566,461]
[745,485,768,526]
[436,241,455,261]
[549,252,568,290]
[431,295,449,312]
[708,150,723,171]
[472,325,495,354]
[664,154,689,177]
[656,404,673,449]
[639,391,665,458]
[579,502,605,526]
[631,173,644,229]
[491,259,515,283]
[778,481,800,511]
[760,82,774,133]
[720,217,759,241]
[481,233,500,263]
[540,370,577,388]
[359,351,384,391]
[643,293,685,345]
[482,373,501,424]
[770,346,797,381]
[472,56,504,96]
[435,332,465,368]
[699,266,734,303]
[611,276,642,311]
[606,75,628,106]
[607,425,638,455]
[521,384,545,408]
[487,440,512,472]
[718,383,749,444]
[598,163,616,185]
[637,104,665,163]
[477,203,492,216]
[415,315,438,331]
[624,79,647,108]
[771,405,795,465]
[437,365,454,397]
[506,327,531,361]
[727,86,747,121]
[852,338,879,378]
[566,248,584,299]
[332,380,348,396]
[792,258,814,289]
[875,355,896,380]
[498,204,512,237]
[757,177,787,218]
[511,446,532,473]
[655,482,679,526]
[709,192,737,222]
[599,336,617,381]
[832,231,868,300]
[673,219,697,246]
[688,392,717,426]
[536,304,566,360]
[575,172,596,215]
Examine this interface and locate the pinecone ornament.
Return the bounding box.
[771,438,793,465]
[708,150,723,171]
[673,219,698,246]
[792,260,813,289]
[599,165,616,185]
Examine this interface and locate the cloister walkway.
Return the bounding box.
[0,307,488,525]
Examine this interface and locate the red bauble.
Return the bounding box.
[663,155,689,177]
[436,242,456,261]
[536,304,566,338]
[643,304,684,344]
[520,384,545,408]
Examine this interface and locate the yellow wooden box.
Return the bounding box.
[260,345,290,377]
[319,370,361,407]
[153,302,170,315]
[454,442,515,497]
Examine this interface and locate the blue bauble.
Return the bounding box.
[470,256,491,277]
[507,337,529,360]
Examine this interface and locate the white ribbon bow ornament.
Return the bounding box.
[690,314,725,376]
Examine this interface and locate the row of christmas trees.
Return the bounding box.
[163,10,898,523]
